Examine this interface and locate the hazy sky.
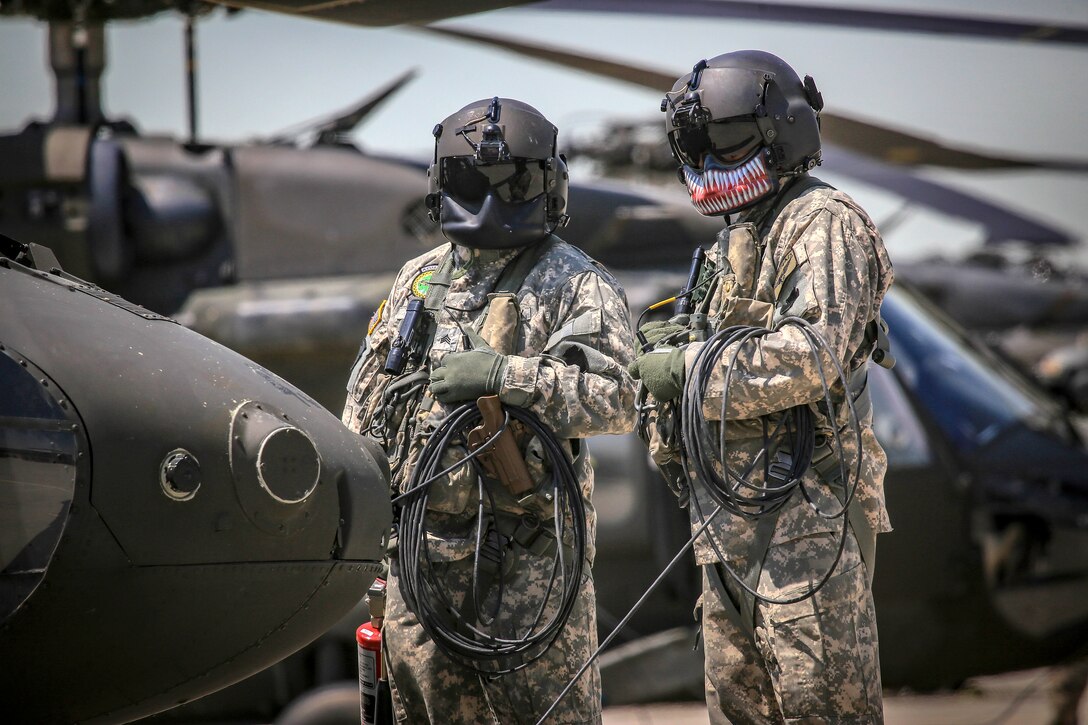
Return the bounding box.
[2,0,1087,261]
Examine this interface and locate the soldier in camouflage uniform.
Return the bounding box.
[343,97,637,724]
[630,52,894,723]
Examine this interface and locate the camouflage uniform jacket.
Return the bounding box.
[342,237,638,564]
[677,182,895,565]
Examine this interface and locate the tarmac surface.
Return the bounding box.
[601,667,1085,724]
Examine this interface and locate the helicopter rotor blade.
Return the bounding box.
[822,115,1088,172]
[201,0,1088,46]
[420,25,1088,173]
[202,0,532,26]
[822,149,1075,245]
[530,0,1088,47]
[267,67,419,143]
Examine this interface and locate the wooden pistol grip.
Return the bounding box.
[475,395,534,496]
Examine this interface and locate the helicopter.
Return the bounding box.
[0,233,394,723]
[2,0,1088,721]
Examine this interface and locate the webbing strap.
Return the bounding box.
[813,452,877,584]
[466,237,555,341]
[424,238,554,337]
[423,251,457,314]
[494,237,554,296]
[756,174,833,238]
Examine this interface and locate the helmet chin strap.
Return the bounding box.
[681,150,778,217]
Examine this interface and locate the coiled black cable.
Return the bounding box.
[679,315,864,605]
[537,316,868,722]
[395,401,587,676]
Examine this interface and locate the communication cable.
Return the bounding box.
[537,314,869,721]
[681,315,864,605]
[533,500,727,725]
[396,401,587,677]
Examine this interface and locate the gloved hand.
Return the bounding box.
[628,346,686,401]
[429,329,508,404]
[638,320,688,350]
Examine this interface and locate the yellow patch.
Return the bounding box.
[411,263,438,299]
[774,249,799,300]
[367,298,386,336]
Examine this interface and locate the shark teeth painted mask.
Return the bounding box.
[681,152,777,216]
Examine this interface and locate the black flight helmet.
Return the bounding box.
[426,97,569,249]
[662,50,824,216]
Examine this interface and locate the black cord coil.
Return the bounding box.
[678,315,864,605]
[395,402,587,676]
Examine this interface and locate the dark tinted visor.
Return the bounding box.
[441,157,547,204]
[669,119,762,168]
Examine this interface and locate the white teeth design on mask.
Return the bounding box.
[687,153,775,215]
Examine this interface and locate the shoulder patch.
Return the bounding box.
[774,250,797,291]
[773,244,809,301]
[410,263,438,299]
[367,298,387,336]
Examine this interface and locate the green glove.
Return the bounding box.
[429,329,508,404]
[638,320,688,349]
[628,346,686,401]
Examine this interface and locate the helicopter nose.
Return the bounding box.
[0,244,392,724]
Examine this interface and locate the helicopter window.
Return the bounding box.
[868,363,932,467]
[441,157,546,204]
[0,351,79,623]
[881,286,1056,453]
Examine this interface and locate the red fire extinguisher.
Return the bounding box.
[358,577,393,725]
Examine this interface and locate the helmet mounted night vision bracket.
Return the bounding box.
[448,96,512,164]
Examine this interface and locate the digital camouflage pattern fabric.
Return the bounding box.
[646,181,894,723]
[681,183,894,566]
[343,237,637,724]
[702,532,882,724]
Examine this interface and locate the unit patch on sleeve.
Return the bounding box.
[411,263,439,299]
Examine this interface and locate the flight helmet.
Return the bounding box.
[662,50,824,216]
[426,97,569,249]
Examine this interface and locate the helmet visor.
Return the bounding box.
[669,119,762,169]
[441,157,547,205]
